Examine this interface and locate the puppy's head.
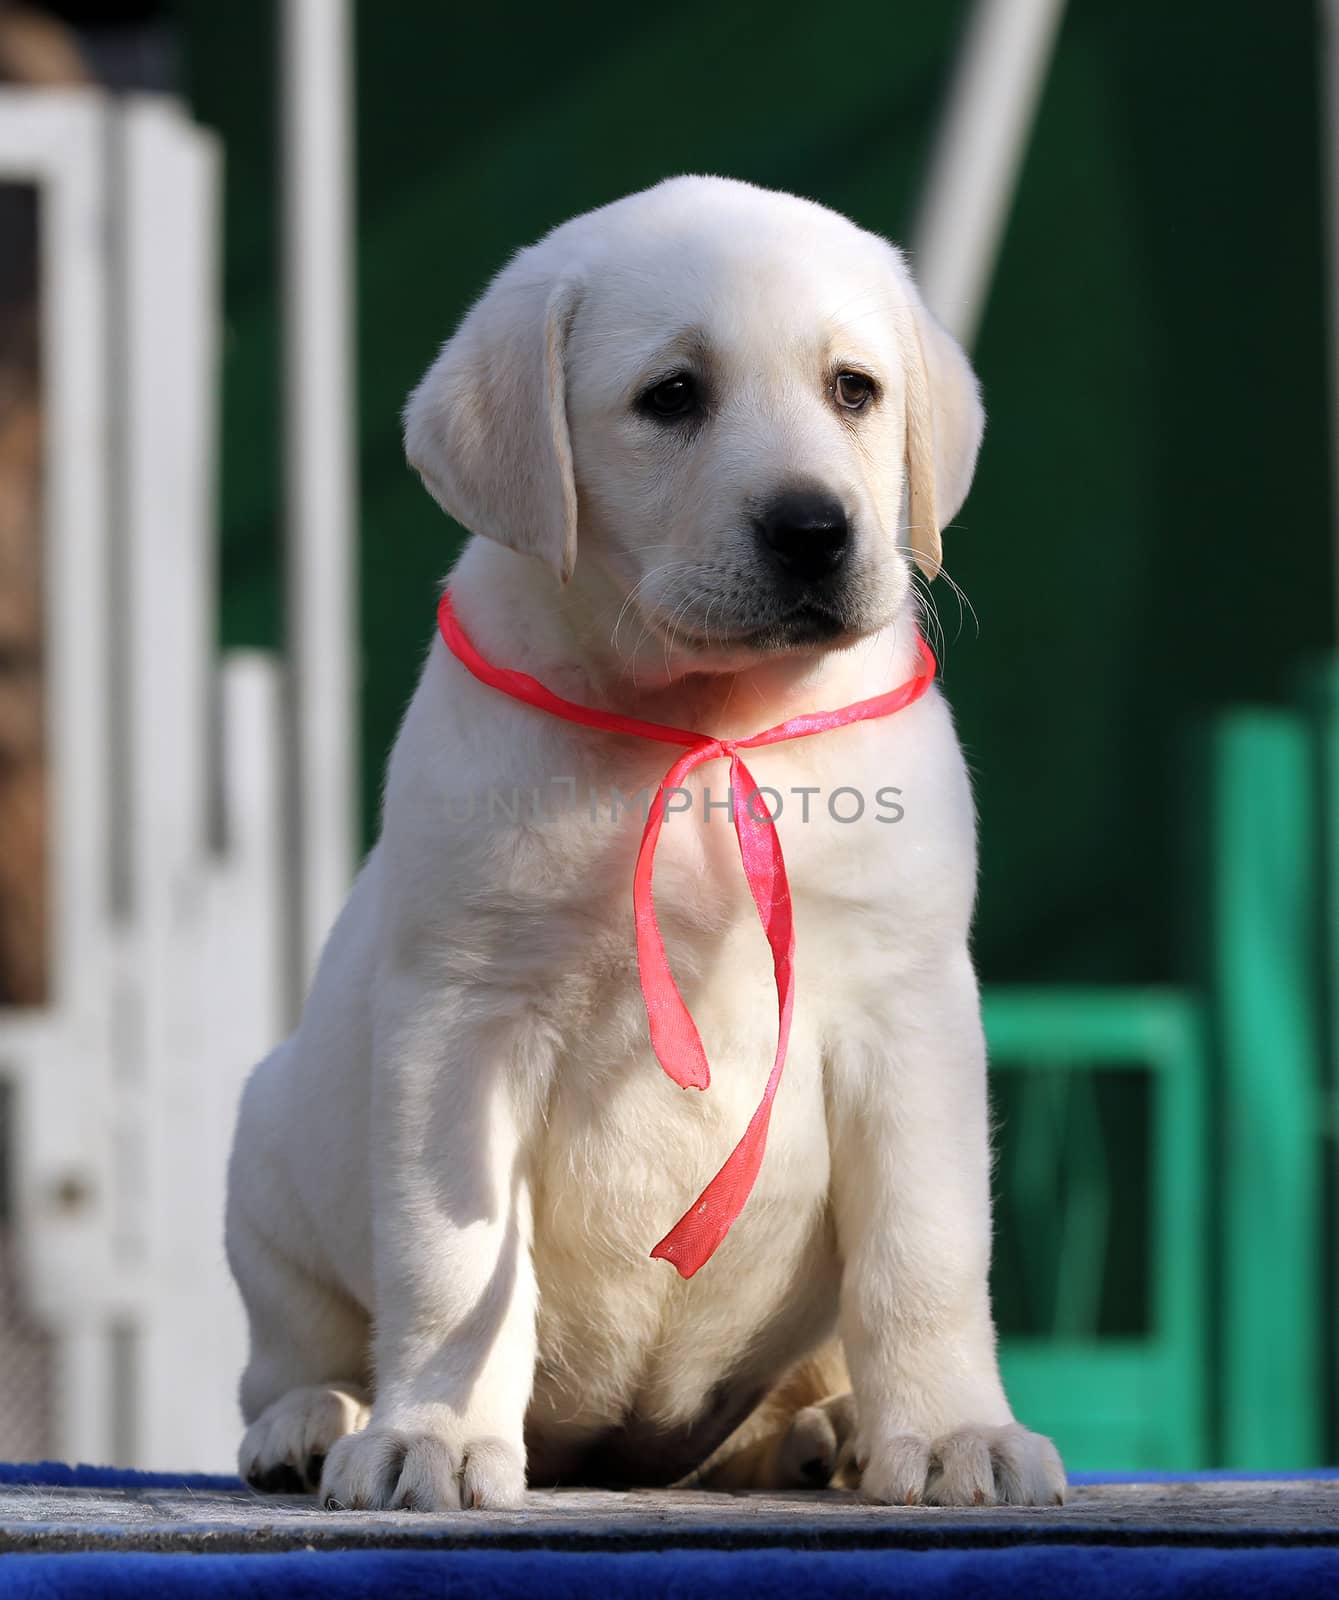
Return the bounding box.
[405,177,982,669]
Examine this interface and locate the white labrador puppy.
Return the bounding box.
[226,175,1065,1512]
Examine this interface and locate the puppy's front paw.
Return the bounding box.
[861,1422,1065,1507]
[319,1425,525,1511]
[241,1383,371,1494]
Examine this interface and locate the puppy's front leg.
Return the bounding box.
[828,948,1065,1507]
[320,971,537,1512]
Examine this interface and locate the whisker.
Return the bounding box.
[608,560,697,656]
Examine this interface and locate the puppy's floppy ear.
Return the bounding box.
[403,260,582,584]
[893,279,985,581]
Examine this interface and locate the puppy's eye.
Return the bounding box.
[834,371,875,411]
[639,373,699,420]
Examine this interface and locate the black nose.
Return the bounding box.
[756,490,850,581]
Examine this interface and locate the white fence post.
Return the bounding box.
[911,0,1068,347]
[281,0,358,999]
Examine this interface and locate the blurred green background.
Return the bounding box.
[170,1,1336,1473]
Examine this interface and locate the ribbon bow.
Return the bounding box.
[437,589,936,1277]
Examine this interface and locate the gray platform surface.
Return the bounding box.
[0,1480,1336,1555]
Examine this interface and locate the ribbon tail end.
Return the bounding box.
[651,1041,710,1092]
[649,1240,702,1280]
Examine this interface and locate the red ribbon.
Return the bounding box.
[437,590,937,1277]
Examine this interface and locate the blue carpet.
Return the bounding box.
[0,1461,238,1491]
[1,1545,1337,1599]
[6,1460,1338,1490]
[3,1463,1337,1597]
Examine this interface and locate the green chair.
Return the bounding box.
[987,988,1210,1471]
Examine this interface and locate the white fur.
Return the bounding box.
[226,176,1064,1511]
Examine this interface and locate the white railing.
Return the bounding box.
[0,87,285,1472]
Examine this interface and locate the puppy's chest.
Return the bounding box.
[528,739,903,945]
[473,733,916,1079]
[528,793,844,1290]
[508,819,872,1084]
